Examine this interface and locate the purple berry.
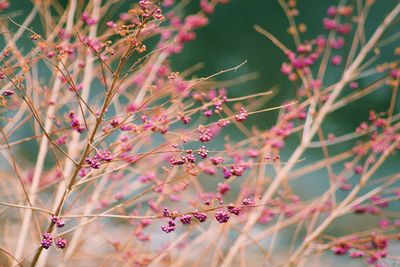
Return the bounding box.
[56,238,68,249]
[180,214,192,225]
[215,210,230,223]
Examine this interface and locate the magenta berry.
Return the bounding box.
[227,204,241,215]
[331,243,350,255]
[217,119,230,127]
[56,238,68,249]
[162,207,171,218]
[222,167,232,179]
[243,198,254,206]
[50,215,58,223]
[41,233,53,249]
[210,156,224,165]
[161,220,176,233]
[186,152,196,163]
[56,219,65,228]
[215,210,230,223]
[193,211,208,222]
[86,157,101,169]
[198,127,213,142]
[197,146,208,159]
[180,214,192,225]
[235,107,248,122]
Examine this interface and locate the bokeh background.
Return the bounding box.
[2,0,400,266]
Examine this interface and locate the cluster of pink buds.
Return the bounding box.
[106,21,117,28]
[98,150,113,162]
[171,148,210,166]
[223,165,247,179]
[235,107,248,122]
[329,36,345,50]
[40,226,68,249]
[227,204,241,215]
[162,207,177,218]
[68,111,85,133]
[197,146,208,159]
[139,0,164,20]
[193,210,208,222]
[330,231,394,266]
[84,38,108,55]
[51,215,65,228]
[85,157,100,169]
[160,207,213,233]
[55,134,68,145]
[210,156,224,165]
[55,238,68,249]
[81,12,97,26]
[41,233,53,249]
[169,156,187,165]
[331,242,350,255]
[85,150,113,169]
[368,110,388,128]
[108,118,120,128]
[243,198,254,206]
[161,220,176,233]
[283,40,324,76]
[202,109,212,117]
[323,5,353,34]
[353,192,394,215]
[185,151,196,163]
[198,126,213,142]
[215,210,230,223]
[179,214,192,224]
[200,0,214,14]
[178,112,191,124]
[217,118,230,127]
[137,114,169,134]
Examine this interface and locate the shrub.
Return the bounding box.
[0,0,399,266]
